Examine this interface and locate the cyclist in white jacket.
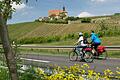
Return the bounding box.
[75,32,87,54]
[76,32,87,46]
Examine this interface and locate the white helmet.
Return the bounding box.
[79,32,83,36]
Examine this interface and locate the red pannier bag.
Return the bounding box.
[97,46,105,54]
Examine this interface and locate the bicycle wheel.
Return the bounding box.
[69,51,78,61]
[83,51,94,63]
[99,50,108,60]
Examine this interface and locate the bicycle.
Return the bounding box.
[69,45,94,63]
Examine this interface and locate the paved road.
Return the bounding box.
[20,54,120,73]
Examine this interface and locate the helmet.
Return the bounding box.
[79,32,83,36]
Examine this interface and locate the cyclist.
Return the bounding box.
[75,32,88,53]
[90,31,101,56]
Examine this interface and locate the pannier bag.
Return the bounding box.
[97,46,105,54]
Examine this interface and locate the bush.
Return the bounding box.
[18,36,61,44]
[40,19,68,24]
[65,16,80,21]
[47,36,60,43]
[18,34,78,44]
[18,37,47,44]
[81,18,91,23]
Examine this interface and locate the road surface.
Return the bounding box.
[20,54,120,73]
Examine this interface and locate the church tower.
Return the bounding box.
[63,6,66,11]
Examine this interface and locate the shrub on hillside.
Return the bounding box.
[47,36,61,43]
[18,34,78,44]
[81,18,91,23]
[40,19,68,24]
[65,16,80,21]
[18,36,61,44]
[18,37,47,44]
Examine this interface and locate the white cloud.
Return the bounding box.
[91,0,106,2]
[78,12,94,17]
[12,2,26,10]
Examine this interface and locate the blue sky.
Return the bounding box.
[8,0,120,24]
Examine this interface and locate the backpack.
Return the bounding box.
[83,38,88,44]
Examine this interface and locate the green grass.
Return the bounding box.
[107,51,120,58]
[19,48,69,57]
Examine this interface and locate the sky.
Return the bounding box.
[8,0,120,24]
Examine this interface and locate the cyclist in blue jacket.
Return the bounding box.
[91,31,101,56]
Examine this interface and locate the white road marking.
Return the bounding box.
[20,58,50,63]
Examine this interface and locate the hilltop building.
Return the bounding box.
[48,6,68,20]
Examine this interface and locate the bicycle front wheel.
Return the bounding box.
[83,51,94,63]
[69,51,78,61]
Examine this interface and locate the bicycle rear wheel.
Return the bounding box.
[83,51,94,63]
[69,51,78,61]
[99,50,108,60]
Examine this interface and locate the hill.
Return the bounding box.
[8,15,120,45]
[8,22,97,39]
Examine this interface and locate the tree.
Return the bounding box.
[0,0,37,80]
